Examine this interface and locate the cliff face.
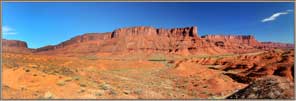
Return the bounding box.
[3,26,293,56]
[109,26,199,54]
[34,26,201,55]
[201,35,260,46]
[259,42,294,49]
[197,35,261,54]
[200,35,293,52]
[2,39,31,53]
[111,26,198,38]
[2,39,28,48]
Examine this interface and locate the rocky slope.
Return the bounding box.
[227,76,294,99]
[172,49,294,83]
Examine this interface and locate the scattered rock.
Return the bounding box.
[227,76,294,99]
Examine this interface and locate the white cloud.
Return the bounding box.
[261,10,292,23]
[286,9,293,12]
[2,26,17,35]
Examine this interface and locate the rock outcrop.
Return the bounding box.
[227,76,294,99]
[34,26,202,56]
[2,26,294,56]
[199,35,262,54]
[258,42,294,49]
[109,26,200,54]
[200,34,294,49]
[178,49,294,82]
[201,35,260,46]
[2,39,32,53]
[2,39,28,48]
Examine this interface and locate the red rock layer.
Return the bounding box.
[2,26,294,56]
[34,26,202,56]
[201,35,260,46]
[258,42,294,49]
[33,26,265,56]
[2,39,31,53]
[2,39,28,48]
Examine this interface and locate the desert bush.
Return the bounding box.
[43,65,74,76]
[25,69,30,72]
[72,76,80,81]
[99,83,110,90]
[79,82,87,87]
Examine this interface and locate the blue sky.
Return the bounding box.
[2,2,294,48]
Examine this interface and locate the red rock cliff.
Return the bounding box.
[201,35,260,46]
[24,26,293,56]
[35,26,200,55]
[2,39,31,53]
[2,39,28,48]
[259,42,294,49]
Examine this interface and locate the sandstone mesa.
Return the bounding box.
[2,26,294,56]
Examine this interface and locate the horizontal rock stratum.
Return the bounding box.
[2,39,28,48]
[2,26,294,56]
[2,39,32,53]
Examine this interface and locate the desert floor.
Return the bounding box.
[2,50,292,99]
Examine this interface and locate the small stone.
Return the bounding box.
[44,91,54,99]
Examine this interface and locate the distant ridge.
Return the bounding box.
[2,26,294,56]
